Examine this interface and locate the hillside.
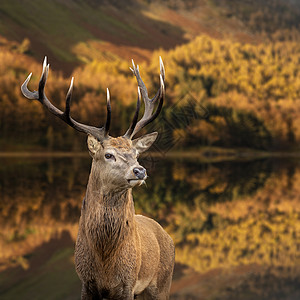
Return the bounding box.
[2,0,300,152]
[1,0,300,74]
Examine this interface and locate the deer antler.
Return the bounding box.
[124,57,165,139]
[21,57,111,141]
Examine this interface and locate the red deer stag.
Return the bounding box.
[21,57,175,300]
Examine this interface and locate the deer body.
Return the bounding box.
[75,137,174,299]
[21,57,175,299]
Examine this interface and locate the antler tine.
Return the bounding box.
[159,56,165,81]
[124,87,141,138]
[127,57,165,139]
[104,88,111,137]
[130,59,150,103]
[21,57,107,141]
[65,77,74,117]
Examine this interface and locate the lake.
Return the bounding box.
[0,154,299,299]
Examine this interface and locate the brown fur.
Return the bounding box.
[107,137,132,150]
[75,135,175,300]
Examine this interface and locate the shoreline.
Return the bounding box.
[0,148,300,161]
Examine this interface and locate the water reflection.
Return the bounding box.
[0,155,299,299]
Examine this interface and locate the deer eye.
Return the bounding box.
[105,153,115,160]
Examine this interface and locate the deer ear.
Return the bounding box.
[87,135,102,156]
[132,132,158,154]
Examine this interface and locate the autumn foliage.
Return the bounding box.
[1,34,300,151]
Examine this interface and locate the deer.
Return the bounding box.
[21,57,175,300]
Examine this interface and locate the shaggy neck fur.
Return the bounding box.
[84,161,135,261]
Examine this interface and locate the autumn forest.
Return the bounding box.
[2,0,300,152]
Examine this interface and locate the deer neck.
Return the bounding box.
[83,162,135,259]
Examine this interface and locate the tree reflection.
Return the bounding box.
[0,156,299,286]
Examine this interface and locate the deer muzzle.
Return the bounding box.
[133,167,147,180]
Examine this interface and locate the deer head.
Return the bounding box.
[21,57,165,193]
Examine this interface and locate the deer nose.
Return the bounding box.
[133,167,147,180]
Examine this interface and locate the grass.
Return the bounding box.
[0,0,158,65]
[0,0,188,71]
[0,0,95,62]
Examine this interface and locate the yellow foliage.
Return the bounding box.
[3,34,300,150]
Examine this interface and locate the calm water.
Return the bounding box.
[0,155,299,300]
